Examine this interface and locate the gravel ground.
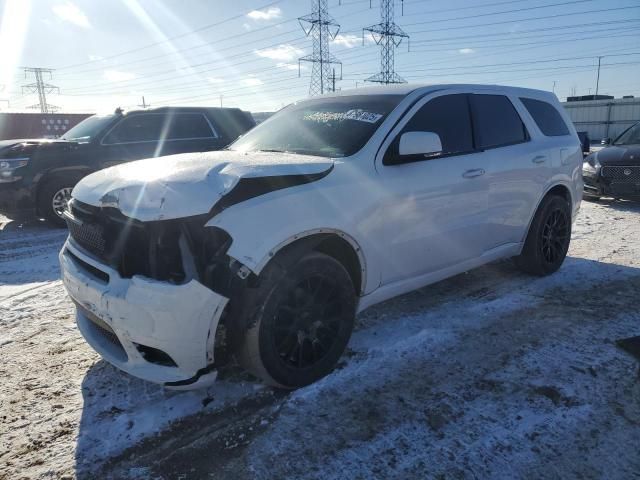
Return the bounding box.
[1,199,639,480]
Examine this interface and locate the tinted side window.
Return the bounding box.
[471,94,528,149]
[168,114,216,140]
[520,97,570,136]
[103,114,165,144]
[401,94,474,156]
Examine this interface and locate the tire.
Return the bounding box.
[236,250,357,389]
[38,177,77,227]
[516,195,571,276]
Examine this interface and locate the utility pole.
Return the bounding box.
[552,81,556,94]
[138,96,149,108]
[298,0,341,96]
[595,55,603,97]
[219,95,223,108]
[363,0,409,84]
[331,68,336,92]
[21,67,59,113]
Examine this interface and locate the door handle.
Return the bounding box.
[532,155,547,164]
[462,168,485,178]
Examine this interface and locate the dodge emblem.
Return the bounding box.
[623,168,632,176]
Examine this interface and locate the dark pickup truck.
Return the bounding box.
[0,106,255,226]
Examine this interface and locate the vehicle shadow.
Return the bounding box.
[74,255,640,479]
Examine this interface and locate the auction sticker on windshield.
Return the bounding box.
[303,109,384,124]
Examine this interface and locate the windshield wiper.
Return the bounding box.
[255,149,290,153]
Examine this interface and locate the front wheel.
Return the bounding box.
[515,195,571,276]
[237,250,356,389]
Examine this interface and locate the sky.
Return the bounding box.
[0,0,638,113]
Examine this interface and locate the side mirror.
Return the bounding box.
[399,131,443,157]
[601,137,611,146]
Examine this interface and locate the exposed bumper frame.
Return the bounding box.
[60,239,228,389]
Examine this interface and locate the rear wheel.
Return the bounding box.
[38,177,77,227]
[516,195,571,276]
[237,250,356,389]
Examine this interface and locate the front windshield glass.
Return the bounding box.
[230,95,404,158]
[614,123,640,146]
[61,114,116,142]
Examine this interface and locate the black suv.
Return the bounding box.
[0,106,255,226]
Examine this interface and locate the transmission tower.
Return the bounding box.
[363,0,409,84]
[22,67,59,113]
[298,0,342,96]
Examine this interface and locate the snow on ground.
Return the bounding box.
[1,200,640,479]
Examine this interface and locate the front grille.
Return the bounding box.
[601,166,640,182]
[65,200,186,282]
[67,217,107,256]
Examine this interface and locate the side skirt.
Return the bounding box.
[357,242,522,313]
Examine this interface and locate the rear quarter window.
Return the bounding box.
[520,97,570,136]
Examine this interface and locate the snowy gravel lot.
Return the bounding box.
[1,200,639,480]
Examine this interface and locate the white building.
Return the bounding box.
[562,97,640,142]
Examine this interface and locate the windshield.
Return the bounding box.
[61,114,117,142]
[614,123,640,146]
[229,95,404,158]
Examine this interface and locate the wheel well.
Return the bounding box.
[545,184,571,206]
[35,170,88,213]
[274,233,364,295]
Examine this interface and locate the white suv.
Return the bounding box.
[60,84,583,389]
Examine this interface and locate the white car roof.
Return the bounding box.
[322,83,557,102]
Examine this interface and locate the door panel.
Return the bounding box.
[482,143,544,246]
[98,142,160,169]
[375,93,489,285]
[470,93,541,248]
[377,155,488,285]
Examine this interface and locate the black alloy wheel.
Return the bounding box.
[515,194,572,276]
[272,275,343,369]
[237,250,356,388]
[540,207,570,265]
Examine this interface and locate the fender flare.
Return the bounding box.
[241,227,368,295]
[520,182,573,250]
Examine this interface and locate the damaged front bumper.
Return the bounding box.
[60,239,228,389]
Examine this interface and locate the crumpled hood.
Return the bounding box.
[72,150,334,221]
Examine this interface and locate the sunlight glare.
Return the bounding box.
[0,0,32,104]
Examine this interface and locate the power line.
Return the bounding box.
[59,18,638,96]
[403,5,640,34]
[55,0,287,71]
[53,3,637,94]
[408,18,640,44]
[401,0,595,28]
